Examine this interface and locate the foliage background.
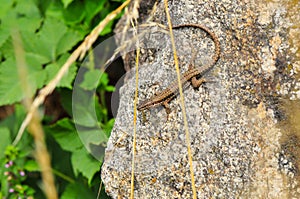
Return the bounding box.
[0,0,124,198]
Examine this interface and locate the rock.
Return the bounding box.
[101,0,300,198]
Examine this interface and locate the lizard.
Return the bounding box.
[137,23,221,113]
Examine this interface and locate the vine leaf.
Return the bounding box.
[46,118,101,184]
[79,69,102,90]
[22,17,82,62]
[0,16,82,106]
[0,128,11,159]
[0,58,46,106]
[61,181,95,199]
[61,0,75,8]
[45,54,77,89]
[46,118,82,152]
[71,147,100,185]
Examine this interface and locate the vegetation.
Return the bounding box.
[0,0,125,198]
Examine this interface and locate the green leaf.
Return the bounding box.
[0,1,13,48]
[56,29,82,56]
[0,57,46,106]
[84,1,105,24]
[63,1,85,25]
[76,128,108,162]
[77,128,108,150]
[0,128,11,159]
[36,17,68,61]
[96,72,115,91]
[61,0,74,8]
[59,88,73,116]
[99,72,109,86]
[0,30,10,51]
[0,36,14,59]
[45,54,77,89]
[105,85,115,92]
[0,1,13,19]
[0,0,41,33]
[22,17,82,63]
[72,88,99,127]
[0,104,28,145]
[61,182,95,199]
[0,0,41,50]
[71,147,100,184]
[102,118,115,137]
[46,118,82,152]
[24,160,40,172]
[44,0,64,19]
[100,20,114,36]
[79,69,102,90]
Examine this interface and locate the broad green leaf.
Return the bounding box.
[0,0,41,33]
[56,29,82,56]
[102,118,115,137]
[0,57,46,106]
[0,128,11,159]
[63,1,85,25]
[71,147,100,184]
[0,1,13,19]
[61,0,74,8]
[59,88,73,116]
[61,182,95,199]
[0,32,9,52]
[0,0,12,48]
[72,88,99,127]
[79,69,102,90]
[99,72,109,86]
[84,1,105,24]
[45,54,77,89]
[96,72,115,91]
[76,128,107,162]
[105,85,115,92]
[0,36,14,59]
[21,17,82,62]
[24,52,50,65]
[77,128,108,150]
[0,104,28,143]
[12,104,27,136]
[21,31,51,63]
[73,104,99,127]
[46,118,82,152]
[36,17,68,61]
[24,160,40,172]
[45,0,64,19]
[0,0,41,49]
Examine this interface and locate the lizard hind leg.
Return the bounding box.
[162,98,172,115]
[191,77,206,88]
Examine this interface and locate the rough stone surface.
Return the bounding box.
[102,0,300,198]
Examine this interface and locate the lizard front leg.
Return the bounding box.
[191,77,206,88]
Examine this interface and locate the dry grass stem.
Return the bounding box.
[11,28,58,199]
[129,4,141,197]
[163,0,197,198]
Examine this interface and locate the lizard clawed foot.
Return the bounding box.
[191,76,218,89]
[162,100,171,115]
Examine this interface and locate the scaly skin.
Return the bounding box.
[137,23,221,111]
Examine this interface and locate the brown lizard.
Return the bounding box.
[137,23,221,112]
